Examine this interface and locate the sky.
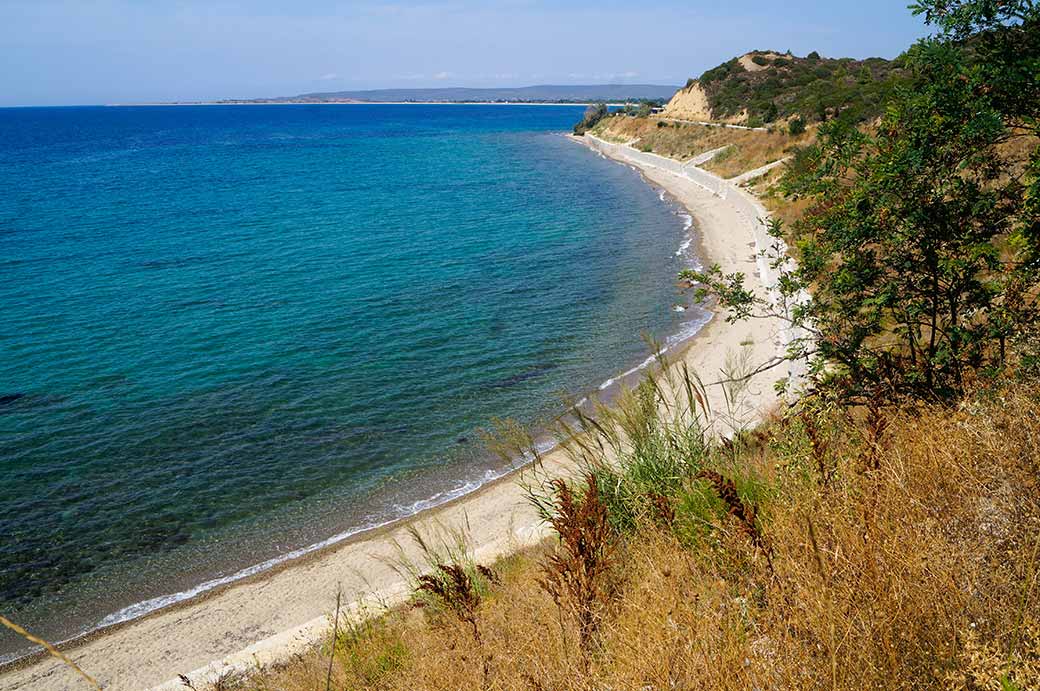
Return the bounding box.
[0,1,931,106]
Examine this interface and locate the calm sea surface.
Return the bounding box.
[0,104,707,657]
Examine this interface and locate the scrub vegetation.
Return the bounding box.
[696,51,909,126]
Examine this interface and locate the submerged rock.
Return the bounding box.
[0,393,25,407]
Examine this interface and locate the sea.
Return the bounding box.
[0,103,709,659]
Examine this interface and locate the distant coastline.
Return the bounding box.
[112,101,629,107]
[130,83,679,108]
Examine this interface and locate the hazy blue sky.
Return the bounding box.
[1,1,931,106]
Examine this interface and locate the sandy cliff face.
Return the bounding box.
[662,52,787,124]
[661,83,714,121]
[662,82,748,124]
[738,51,785,72]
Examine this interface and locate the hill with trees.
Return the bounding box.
[664,50,909,127]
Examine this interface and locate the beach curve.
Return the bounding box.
[0,133,798,691]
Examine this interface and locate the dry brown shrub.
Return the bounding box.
[537,473,618,673]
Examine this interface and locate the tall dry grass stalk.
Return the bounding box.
[0,614,100,690]
[538,474,617,672]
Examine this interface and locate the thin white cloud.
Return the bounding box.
[317,73,338,81]
[589,70,641,82]
[432,71,453,80]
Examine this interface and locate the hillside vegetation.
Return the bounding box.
[588,115,804,178]
[671,50,908,127]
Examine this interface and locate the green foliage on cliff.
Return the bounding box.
[693,51,909,125]
[573,103,609,136]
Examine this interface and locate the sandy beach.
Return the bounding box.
[0,135,794,691]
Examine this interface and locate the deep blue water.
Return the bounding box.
[0,104,705,656]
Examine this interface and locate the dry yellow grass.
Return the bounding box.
[750,166,813,229]
[591,115,811,180]
[228,377,1040,691]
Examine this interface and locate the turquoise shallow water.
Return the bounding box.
[0,104,707,657]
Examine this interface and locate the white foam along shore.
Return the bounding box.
[0,133,801,691]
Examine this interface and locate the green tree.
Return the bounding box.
[910,0,1040,264]
[573,103,609,136]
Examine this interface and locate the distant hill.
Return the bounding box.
[228,84,680,104]
[663,51,909,126]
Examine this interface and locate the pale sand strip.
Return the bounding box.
[0,137,794,691]
[728,157,791,186]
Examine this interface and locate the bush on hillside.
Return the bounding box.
[573,103,608,135]
[788,117,806,135]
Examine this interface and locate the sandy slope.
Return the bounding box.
[0,137,794,691]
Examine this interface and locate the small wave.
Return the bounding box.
[674,212,695,258]
[597,310,713,392]
[93,430,567,635]
[98,518,397,628]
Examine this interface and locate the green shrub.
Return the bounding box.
[572,102,608,135]
[788,117,806,135]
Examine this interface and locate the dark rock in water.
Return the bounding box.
[485,362,559,390]
[0,393,25,407]
[457,436,469,444]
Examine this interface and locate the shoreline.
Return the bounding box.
[0,134,795,691]
[0,168,708,670]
